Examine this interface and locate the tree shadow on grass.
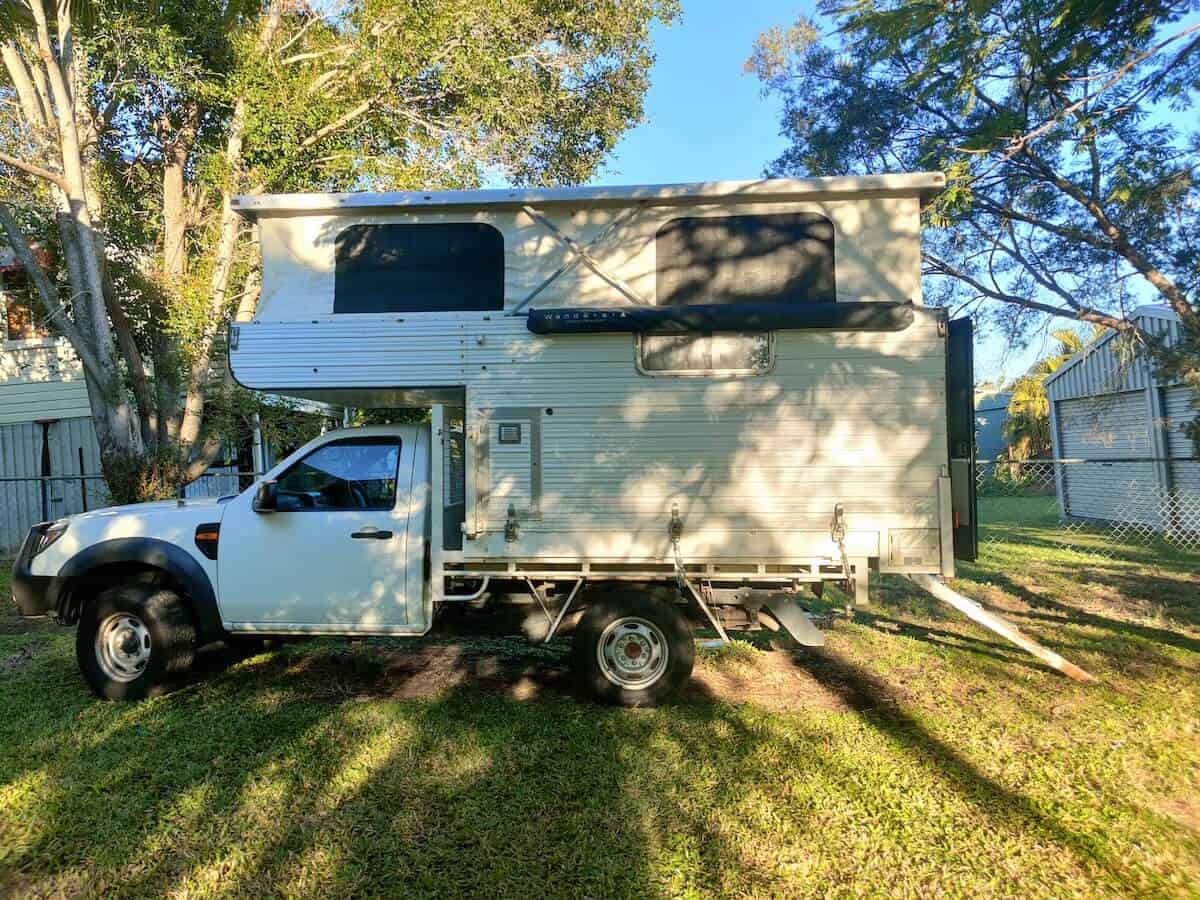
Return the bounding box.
[0,631,1172,897]
[850,611,1051,674]
[982,569,1200,658]
[786,646,1135,888]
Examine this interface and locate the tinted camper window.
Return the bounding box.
[655,213,835,307]
[638,332,772,375]
[334,223,504,313]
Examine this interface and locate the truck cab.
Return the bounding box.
[217,425,431,635]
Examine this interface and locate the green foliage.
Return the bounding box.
[350,407,429,426]
[747,0,1198,365]
[1,0,676,496]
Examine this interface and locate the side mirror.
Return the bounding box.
[253,480,278,513]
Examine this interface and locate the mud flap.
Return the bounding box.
[763,594,826,647]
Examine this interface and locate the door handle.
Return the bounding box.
[351,528,393,540]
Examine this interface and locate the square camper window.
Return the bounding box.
[655,212,835,307]
[334,223,504,314]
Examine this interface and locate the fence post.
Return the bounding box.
[78,446,88,512]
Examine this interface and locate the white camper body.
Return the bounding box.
[230,175,974,620]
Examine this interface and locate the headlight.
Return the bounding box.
[34,521,69,556]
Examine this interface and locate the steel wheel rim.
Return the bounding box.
[596,616,669,689]
[95,613,152,682]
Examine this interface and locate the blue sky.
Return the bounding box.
[588,0,1070,385]
[594,0,796,186]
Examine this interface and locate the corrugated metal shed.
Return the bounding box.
[974,391,1011,461]
[1044,306,1198,527]
[1044,306,1183,402]
[0,415,105,553]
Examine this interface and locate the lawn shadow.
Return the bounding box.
[786,646,1133,888]
[983,569,1200,658]
[0,626,1179,897]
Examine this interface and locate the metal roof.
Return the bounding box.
[1044,306,1185,401]
[232,172,946,219]
[974,391,1012,412]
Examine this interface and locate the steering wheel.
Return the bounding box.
[348,481,369,509]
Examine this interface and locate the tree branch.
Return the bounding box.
[1017,144,1195,320]
[923,252,1145,337]
[292,89,385,154]
[1000,22,1200,159]
[0,150,68,190]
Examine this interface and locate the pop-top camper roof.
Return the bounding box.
[232,173,946,218]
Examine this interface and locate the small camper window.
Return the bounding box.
[637,332,772,376]
[334,223,504,314]
[655,213,835,307]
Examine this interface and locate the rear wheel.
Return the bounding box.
[572,590,694,707]
[76,585,196,701]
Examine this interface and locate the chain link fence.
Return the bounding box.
[976,458,1200,558]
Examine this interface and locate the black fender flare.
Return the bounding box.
[55,538,225,643]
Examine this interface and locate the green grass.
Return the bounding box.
[2,510,1198,898]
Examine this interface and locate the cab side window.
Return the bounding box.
[275,437,401,511]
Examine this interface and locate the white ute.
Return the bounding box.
[14,422,705,704]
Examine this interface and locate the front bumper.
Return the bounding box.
[11,524,56,617]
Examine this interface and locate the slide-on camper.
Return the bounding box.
[12,174,1093,704]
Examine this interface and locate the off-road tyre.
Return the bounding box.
[572,589,694,707]
[76,585,196,701]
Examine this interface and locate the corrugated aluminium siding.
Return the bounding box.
[232,309,949,564]
[1046,310,1184,402]
[0,416,105,553]
[0,339,92,425]
[1056,392,1159,525]
[467,313,948,562]
[1163,386,1200,503]
[1163,385,1198,459]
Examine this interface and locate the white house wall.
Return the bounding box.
[0,339,92,425]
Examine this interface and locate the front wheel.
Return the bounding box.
[572,590,695,707]
[76,585,196,701]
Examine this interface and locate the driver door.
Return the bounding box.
[217,435,414,631]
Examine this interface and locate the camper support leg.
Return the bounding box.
[906,574,1096,683]
[524,578,554,626]
[543,578,585,644]
[681,579,731,643]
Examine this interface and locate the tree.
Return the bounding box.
[746,1,1199,444]
[1002,326,1103,460]
[1,0,676,502]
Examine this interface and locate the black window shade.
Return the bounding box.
[655,213,836,307]
[334,223,504,313]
